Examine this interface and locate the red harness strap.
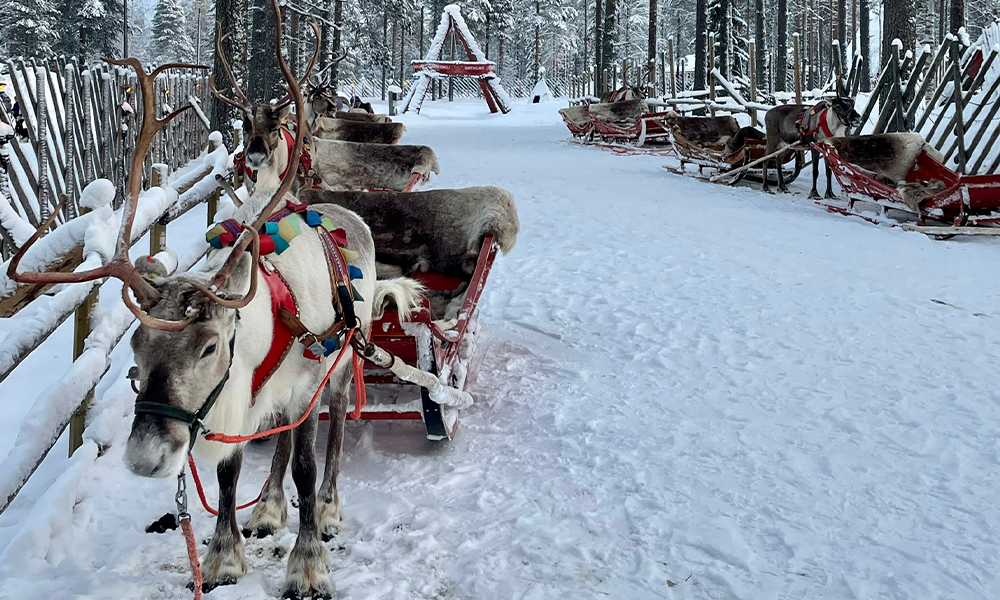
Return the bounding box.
[251,261,297,400]
[797,105,834,139]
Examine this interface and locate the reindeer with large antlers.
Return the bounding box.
[9,3,427,596]
[213,27,438,194]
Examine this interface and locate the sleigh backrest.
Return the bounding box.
[300,186,519,280]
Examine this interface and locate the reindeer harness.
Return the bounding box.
[206,199,366,404]
[796,102,834,141]
[234,127,314,184]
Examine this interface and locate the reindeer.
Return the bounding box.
[214,31,434,193]
[761,81,860,196]
[8,5,426,597]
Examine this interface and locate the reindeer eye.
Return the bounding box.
[201,343,217,358]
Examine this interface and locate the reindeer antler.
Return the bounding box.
[274,19,322,110]
[7,60,208,331]
[210,27,251,113]
[312,50,349,88]
[201,0,308,305]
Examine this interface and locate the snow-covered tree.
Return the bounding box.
[0,0,59,57]
[53,0,125,61]
[150,0,195,63]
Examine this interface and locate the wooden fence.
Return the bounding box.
[0,57,212,259]
[0,56,228,517]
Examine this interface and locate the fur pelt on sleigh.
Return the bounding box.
[312,140,440,191]
[822,133,947,214]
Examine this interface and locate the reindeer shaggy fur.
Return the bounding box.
[124,190,423,597]
[312,117,406,144]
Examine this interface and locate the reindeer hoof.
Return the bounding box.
[188,577,238,594]
[825,191,837,199]
[762,187,775,195]
[807,191,820,199]
[242,524,276,539]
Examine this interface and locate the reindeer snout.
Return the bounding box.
[124,420,186,479]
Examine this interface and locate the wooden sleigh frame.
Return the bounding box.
[666,129,802,185]
[351,235,499,440]
[813,142,1000,234]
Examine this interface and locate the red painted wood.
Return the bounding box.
[412,61,495,76]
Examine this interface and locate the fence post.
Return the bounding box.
[149,165,167,255]
[35,62,50,224]
[709,35,716,116]
[951,39,967,174]
[749,39,758,125]
[668,39,676,99]
[793,33,802,104]
[68,289,97,456]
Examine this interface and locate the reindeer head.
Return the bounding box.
[124,254,252,477]
[243,104,290,172]
[303,52,349,122]
[831,79,861,132]
[211,20,322,175]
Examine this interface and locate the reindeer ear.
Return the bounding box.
[275,103,292,122]
[221,249,254,297]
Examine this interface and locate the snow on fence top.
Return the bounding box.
[0,57,212,258]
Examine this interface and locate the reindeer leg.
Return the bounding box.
[824,155,836,199]
[242,426,291,538]
[762,155,774,194]
[283,408,332,599]
[808,148,820,198]
[778,153,789,193]
[317,366,352,542]
[200,450,248,592]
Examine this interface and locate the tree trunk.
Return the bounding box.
[838,0,847,45]
[602,0,616,86]
[248,0,280,104]
[648,0,657,73]
[595,0,604,92]
[776,0,787,91]
[882,0,915,66]
[535,0,541,80]
[755,0,765,90]
[949,0,963,34]
[695,0,708,90]
[330,0,344,89]
[211,0,247,131]
[718,0,731,78]
[860,0,871,90]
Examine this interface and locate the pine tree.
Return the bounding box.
[0,0,59,57]
[53,0,124,61]
[209,0,247,131]
[151,0,194,63]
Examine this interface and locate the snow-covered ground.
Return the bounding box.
[4,98,1000,599]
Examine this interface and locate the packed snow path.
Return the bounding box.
[3,101,1000,599]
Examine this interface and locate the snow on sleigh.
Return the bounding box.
[664,116,802,185]
[300,186,519,440]
[813,133,1000,237]
[559,100,673,151]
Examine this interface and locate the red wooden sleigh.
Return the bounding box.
[590,111,675,148]
[814,142,1000,233]
[305,188,517,440]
